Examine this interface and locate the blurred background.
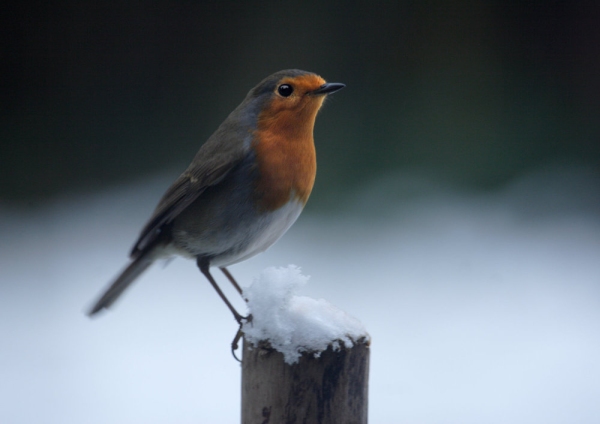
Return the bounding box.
[2,1,600,423]
[2,1,599,205]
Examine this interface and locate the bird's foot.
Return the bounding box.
[231,314,252,362]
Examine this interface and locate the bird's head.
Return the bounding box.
[248,69,345,137]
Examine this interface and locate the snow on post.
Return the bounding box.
[241,266,370,424]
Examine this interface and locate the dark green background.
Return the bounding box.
[2,1,599,206]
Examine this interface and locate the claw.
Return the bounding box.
[231,314,252,362]
[231,327,243,362]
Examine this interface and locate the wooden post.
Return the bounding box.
[241,338,370,424]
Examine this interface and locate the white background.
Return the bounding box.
[2,167,599,423]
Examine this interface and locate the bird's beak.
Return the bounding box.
[309,82,346,96]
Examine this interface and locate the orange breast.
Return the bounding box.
[251,98,322,211]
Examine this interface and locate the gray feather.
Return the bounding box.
[88,253,153,316]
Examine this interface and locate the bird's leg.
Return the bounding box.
[219,267,252,361]
[220,267,253,322]
[197,258,245,325]
[219,267,243,296]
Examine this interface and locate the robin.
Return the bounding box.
[88,69,345,323]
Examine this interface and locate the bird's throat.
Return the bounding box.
[251,109,318,212]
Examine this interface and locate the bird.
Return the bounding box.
[88,69,345,323]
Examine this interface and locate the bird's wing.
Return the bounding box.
[130,140,249,257]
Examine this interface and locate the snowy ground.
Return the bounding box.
[1,167,599,423]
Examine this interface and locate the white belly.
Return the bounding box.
[212,199,304,267]
[168,197,305,268]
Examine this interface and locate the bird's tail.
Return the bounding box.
[88,252,154,316]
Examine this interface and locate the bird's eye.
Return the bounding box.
[277,84,294,97]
